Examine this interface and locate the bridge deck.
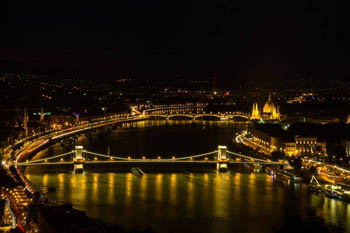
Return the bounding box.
[17,160,280,166]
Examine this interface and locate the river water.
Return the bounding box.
[25,120,350,233]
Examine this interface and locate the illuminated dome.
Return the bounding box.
[263,93,276,114]
[261,93,280,120]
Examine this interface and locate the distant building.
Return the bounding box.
[251,124,326,157]
[48,115,76,130]
[306,116,340,124]
[262,93,280,121]
[251,103,260,120]
[251,93,280,121]
[295,136,326,157]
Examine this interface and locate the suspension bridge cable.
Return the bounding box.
[174,150,218,160]
[24,151,75,163]
[84,151,131,160]
[227,150,281,164]
[84,150,218,161]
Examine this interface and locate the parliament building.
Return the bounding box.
[251,93,280,121]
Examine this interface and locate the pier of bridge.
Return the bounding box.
[217,145,228,172]
[74,146,84,173]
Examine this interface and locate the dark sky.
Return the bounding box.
[0,1,348,85]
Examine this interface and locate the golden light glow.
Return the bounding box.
[155,174,163,202]
[125,173,133,204]
[187,174,194,216]
[140,174,147,200]
[42,174,48,186]
[92,173,99,202]
[108,173,115,204]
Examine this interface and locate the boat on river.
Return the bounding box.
[324,184,342,199]
[131,167,145,177]
[272,169,302,184]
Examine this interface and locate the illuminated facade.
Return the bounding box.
[347,114,350,124]
[251,127,326,157]
[262,93,280,120]
[251,93,280,121]
[294,137,326,156]
[251,103,260,120]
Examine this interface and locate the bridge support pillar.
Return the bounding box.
[217,145,228,172]
[74,145,84,173]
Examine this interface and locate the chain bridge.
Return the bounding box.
[16,145,282,173]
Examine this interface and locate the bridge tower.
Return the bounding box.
[74,145,84,173]
[217,145,228,172]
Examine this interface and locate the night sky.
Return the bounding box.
[0,1,348,85]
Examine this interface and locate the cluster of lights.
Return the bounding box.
[1,186,30,229]
[2,112,163,232]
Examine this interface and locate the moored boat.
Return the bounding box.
[324,184,342,199]
[131,167,145,177]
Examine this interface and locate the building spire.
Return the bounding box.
[251,102,260,120]
[268,92,272,102]
[24,108,28,137]
[40,106,44,121]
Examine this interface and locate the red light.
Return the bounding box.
[18,225,25,232]
[224,92,230,96]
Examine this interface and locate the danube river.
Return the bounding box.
[25,120,350,233]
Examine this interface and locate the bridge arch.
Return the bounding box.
[227,115,250,121]
[167,114,193,120]
[149,115,168,119]
[193,114,221,120]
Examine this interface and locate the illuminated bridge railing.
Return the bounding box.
[147,113,251,120]
[142,104,207,114]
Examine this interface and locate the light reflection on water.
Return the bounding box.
[27,171,350,233]
[24,120,350,233]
